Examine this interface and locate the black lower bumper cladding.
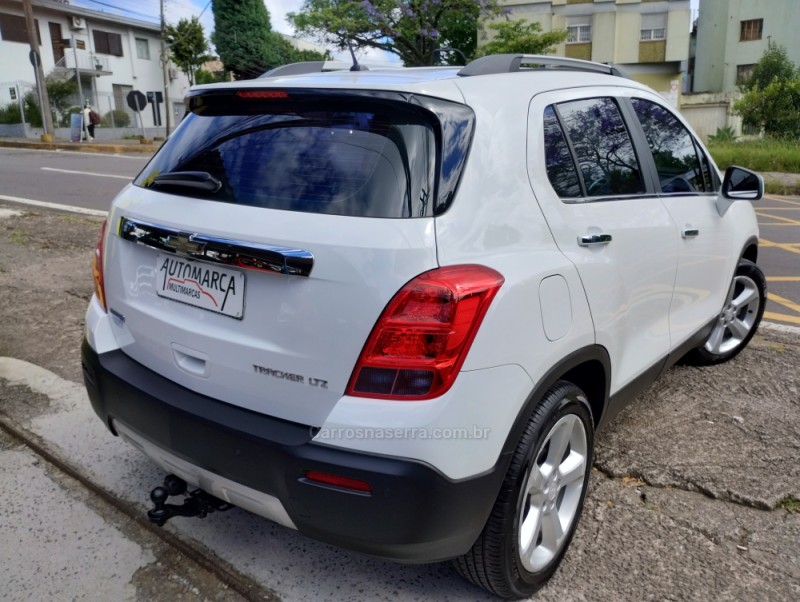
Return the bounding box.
[81,339,506,562]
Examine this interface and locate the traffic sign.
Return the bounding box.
[126,90,147,112]
[29,49,40,67]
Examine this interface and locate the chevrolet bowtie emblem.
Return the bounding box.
[167,234,205,256]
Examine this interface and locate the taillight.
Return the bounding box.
[346,265,504,401]
[92,220,107,312]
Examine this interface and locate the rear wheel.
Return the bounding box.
[684,259,766,366]
[454,381,593,599]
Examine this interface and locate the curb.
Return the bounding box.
[0,139,158,154]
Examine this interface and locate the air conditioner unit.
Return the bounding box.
[168,68,178,80]
[70,16,85,30]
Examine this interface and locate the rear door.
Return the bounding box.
[528,90,678,395]
[102,91,460,427]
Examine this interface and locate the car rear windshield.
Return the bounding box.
[134,93,439,218]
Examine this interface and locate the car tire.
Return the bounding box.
[684,259,766,366]
[454,381,594,599]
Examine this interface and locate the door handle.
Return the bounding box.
[577,233,612,247]
[682,228,700,238]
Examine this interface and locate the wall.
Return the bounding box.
[680,91,743,141]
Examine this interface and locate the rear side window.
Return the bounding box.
[543,106,582,198]
[631,98,711,193]
[556,98,645,197]
[135,97,438,218]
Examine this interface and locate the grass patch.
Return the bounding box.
[9,228,28,245]
[708,139,800,174]
[765,180,800,196]
[781,497,800,513]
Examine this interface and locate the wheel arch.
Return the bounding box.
[741,236,758,264]
[501,346,610,457]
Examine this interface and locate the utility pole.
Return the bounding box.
[160,0,172,136]
[22,0,54,140]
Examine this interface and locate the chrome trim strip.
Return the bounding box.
[118,216,314,277]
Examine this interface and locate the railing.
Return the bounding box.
[53,52,110,72]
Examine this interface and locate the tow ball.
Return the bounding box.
[147,474,234,526]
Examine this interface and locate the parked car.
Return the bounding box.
[82,54,766,599]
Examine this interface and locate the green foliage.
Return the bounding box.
[706,139,800,174]
[23,92,43,127]
[44,76,78,115]
[166,17,214,85]
[211,0,291,78]
[476,19,567,57]
[0,102,22,124]
[195,68,227,85]
[289,0,503,67]
[734,43,800,138]
[741,43,797,92]
[100,109,131,128]
[707,126,737,144]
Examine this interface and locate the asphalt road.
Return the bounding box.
[757,195,800,326]
[0,147,146,212]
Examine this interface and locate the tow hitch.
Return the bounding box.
[147,474,234,527]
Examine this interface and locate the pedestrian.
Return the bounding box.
[82,102,95,142]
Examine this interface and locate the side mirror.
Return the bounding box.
[722,166,764,201]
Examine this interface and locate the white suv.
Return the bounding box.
[82,55,766,599]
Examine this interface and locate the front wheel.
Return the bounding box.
[454,381,594,599]
[684,259,766,366]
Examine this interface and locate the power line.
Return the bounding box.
[75,0,159,23]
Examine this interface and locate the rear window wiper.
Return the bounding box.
[148,171,222,193]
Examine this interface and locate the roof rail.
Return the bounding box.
[259,61,358,78]
[457,54,630,79]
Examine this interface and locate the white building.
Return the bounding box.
[0,0,190,131]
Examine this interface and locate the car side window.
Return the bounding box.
[556,97,646,197]
[631,98,710,194]
[543,106,582,198]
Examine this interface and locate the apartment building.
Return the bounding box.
[692,0,800,93]
[0,0,189,129]
[496,0,692,101]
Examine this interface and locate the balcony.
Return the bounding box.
[51,52,112,78]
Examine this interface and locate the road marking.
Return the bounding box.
[0,194,107,217]
[767,276,800,282]
[764,311,800,326]
[41,167,131,180]
[758,223,800,227]
[759,239,800,255]
[767,292,800,314]
[755,211,800,226]
[763,196,800,207]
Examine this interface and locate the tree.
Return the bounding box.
[212,0,292,79]
[166,17,213,86]
[741,42,796,92]
[44,76,77,115]
[734,43,800,138]
[289,0,503,67]
[476,19,566,57]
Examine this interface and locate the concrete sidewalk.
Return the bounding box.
[0,136,159,154]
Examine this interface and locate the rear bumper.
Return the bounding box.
[81,339,507,562]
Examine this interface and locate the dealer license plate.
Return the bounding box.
[155,254,245,319]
